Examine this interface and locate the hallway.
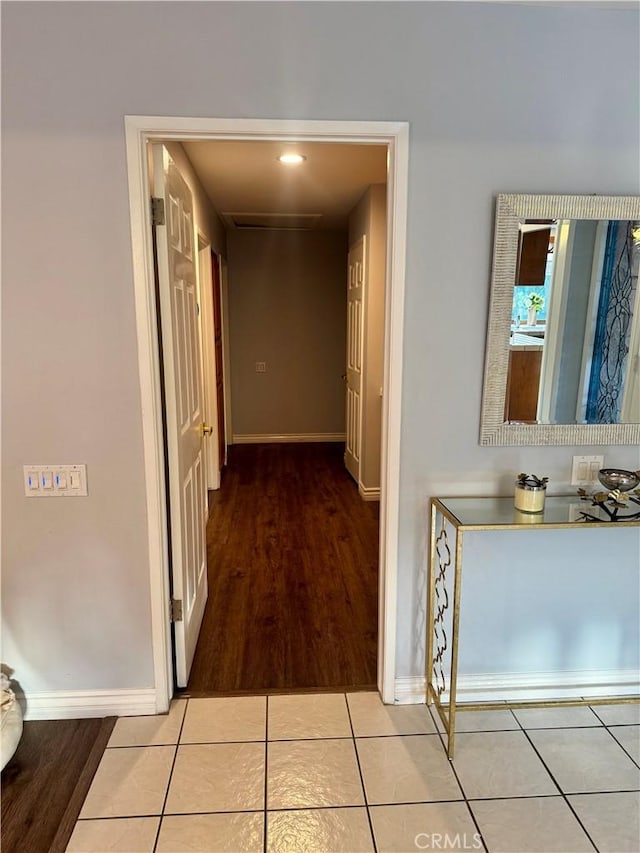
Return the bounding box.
[185,443,379,694]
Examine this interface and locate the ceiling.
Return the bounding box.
[181,140,388,231]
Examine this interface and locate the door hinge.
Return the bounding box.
[151,197,165,226]
[170,598,183,622]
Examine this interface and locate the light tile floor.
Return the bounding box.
[66,694,640,853]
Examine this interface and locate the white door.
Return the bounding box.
[153,145,208,687]
[197,239,220,492]
[345,236,366,482]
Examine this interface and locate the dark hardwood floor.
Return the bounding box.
[185,442,379,693]
[1,715,115,853]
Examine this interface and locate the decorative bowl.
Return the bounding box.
[598,468,640,492]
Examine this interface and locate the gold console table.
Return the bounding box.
[427,495,640,759]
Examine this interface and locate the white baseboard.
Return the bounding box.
[358,483,381,501]
[453,669,640,703]
[232,433,346,444]
[394,670,640,706]
[24,688,158,721]
[393,676,426,704]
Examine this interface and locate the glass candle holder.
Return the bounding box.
[513,508,544,524]
[514,481,546,513]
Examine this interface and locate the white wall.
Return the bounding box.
[2,2,639,702]
[227,229,347,438]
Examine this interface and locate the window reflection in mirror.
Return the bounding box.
[505,219,640,425]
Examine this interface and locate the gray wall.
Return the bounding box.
[2,2,639,697]
[227,229,347,438]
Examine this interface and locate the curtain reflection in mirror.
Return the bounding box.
[586,221,638,423]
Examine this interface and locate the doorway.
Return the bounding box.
[125,117,409,711]
[190,161,385,691]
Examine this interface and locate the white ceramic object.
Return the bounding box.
[1,675,23,770]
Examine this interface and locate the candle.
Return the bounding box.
[514,482,546,513]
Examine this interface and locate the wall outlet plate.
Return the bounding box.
[571,455,604,487]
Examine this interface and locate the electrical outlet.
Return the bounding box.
[255,362,266,373]
[571,455,604,486]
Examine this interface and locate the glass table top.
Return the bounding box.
[433,495,640,529]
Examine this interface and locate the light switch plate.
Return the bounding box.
[571,455,604,487]
[23,464,88,496]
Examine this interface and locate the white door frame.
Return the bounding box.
[124,116,409,712]
[219,256,232,462]
[345,235,366,486]
[197,232,221,492]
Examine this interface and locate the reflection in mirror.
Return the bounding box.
[506,218,640,425]
[480,194,640,446]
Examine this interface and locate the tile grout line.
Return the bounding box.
[265,799,464,812]
[76,789,639,823]
[588,705,639,728]
[151,698,189,853]
[427,704,489,853]
[462,800,488,853]
[263,695,269,853]
[161,737,267,746]
[514,712,601,853]
[345,692,378,853]
[106,742,200,749]
[431,711,611,737]
[589,703,640,770]
[601,724,640,771]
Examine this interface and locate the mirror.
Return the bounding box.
[480,194,640,445]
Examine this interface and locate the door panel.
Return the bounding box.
[153,145,208,688]
[345,236,365,482]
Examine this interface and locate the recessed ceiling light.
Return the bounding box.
[278,153,306,165]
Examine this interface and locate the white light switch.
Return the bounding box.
[571,455,604,487]
[24,464,88,497]
[26,470,40,491]
[588,461,602,482]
